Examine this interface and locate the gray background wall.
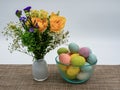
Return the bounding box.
[0,0,120,64]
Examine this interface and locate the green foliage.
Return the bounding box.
[3,22,69,60]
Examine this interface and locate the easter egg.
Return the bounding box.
[77,72,90,80]
[57,47,69,55]
[81,62,93,72]
[71,56,86,67]
[59,54,71,65]
[87,53,97,65]
[79,47,91,58]
[65,73,76,80]
[67,66,80,76]
[68,43,79,53]
[58,64,68,72]
[70,53,79,59]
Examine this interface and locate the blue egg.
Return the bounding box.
[87,53,97,65]
[81,62,93,72]
[68,43,79,53]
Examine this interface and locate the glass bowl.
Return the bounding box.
[55,56,97,84]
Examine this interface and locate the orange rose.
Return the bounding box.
[50,13,66,32]
[37,19,48,32]
[31,17,40,26]
[31,17,48,32]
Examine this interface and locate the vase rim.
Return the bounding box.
[36,58,44,61]
[32,58,44,61]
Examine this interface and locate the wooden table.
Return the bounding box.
[0,65,120,90]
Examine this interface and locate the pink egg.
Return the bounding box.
[59,54,71,65]
[79,47,90,58]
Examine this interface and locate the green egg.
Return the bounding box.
[57,47,69,55]
[71,56,86,67]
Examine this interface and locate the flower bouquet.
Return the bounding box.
[3,6,69,60]
[3,6,69,81]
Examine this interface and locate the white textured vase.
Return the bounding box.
[32,59,49,81]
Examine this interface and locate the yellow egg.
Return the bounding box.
[58,64,68,72]
[65,73,76,80]
[67,66,80,76]
[71,56,86,67]
[70,53,79,59]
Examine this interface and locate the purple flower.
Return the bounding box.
[15,10,22,18]
[23,6,31,12]
[29,28,34,32]
[19,17,27,22]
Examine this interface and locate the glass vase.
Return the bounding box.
[32,59,49,81]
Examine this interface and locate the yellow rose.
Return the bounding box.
[31,10,39,17]
[50,13,66,32]
[39,10,48,19]
[31,10,48,19]
[31,17,48,32]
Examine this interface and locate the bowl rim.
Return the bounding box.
[55,56,97,67]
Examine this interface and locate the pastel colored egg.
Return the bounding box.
[58,64,68,72]
[57,47,69,55]
[79,47,91,58]
[67,66,80,76]
[81,62,93,72]
[71,56,86,67]
[70,53,79,59]
[68,43,79,53]
[59,54,71,65]
[65,73,76,80]
[77,72,90,80]
[87,53,97,65]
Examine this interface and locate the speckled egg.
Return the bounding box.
[87,53,97,65]
[68,43,79,53]
[79,47,91,58]
[59,54,71,65]
[67,66,80,76]
[71,56,86,67]
[77,72,90,80]
[81,62,93,72]
[57,47,69,55]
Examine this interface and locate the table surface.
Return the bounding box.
[0,65,120,90]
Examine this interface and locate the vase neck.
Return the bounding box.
[33,58,44,62]
[36,58,44,61]
[38,58,44,60]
